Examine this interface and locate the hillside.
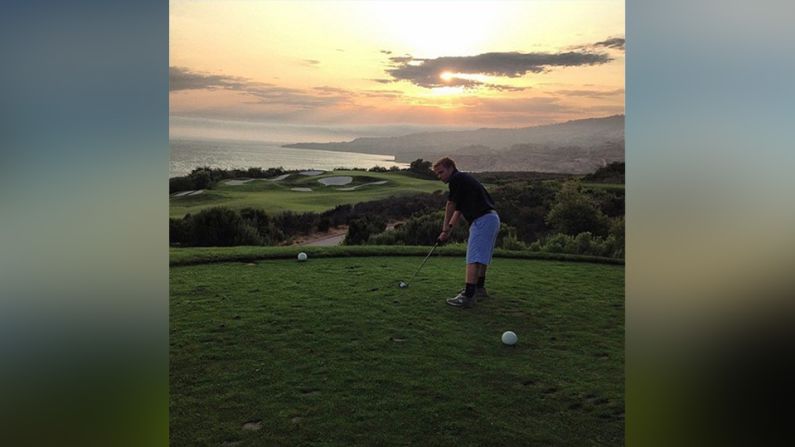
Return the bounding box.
[285,115,624,173]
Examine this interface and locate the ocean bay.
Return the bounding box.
[170,138,407,177]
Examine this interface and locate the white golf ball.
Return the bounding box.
[297,252,308,262]
[501,331,518,346]
[399,281,407,288]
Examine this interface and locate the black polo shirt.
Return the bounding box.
[447,170,496,223]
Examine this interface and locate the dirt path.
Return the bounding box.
[292,226,348,246]
[292,220,404,247]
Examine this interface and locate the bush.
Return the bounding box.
[529,231,624,258]
[368,211,467,246]
[189,207,262,246]
[344,215,387,245]
[169,217,190,245]
[546,181,610,236]
[499,230,528,251]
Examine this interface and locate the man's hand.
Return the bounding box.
[437,230,450,244]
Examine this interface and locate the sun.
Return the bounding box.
[440,71,454,82]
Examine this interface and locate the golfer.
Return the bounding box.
[433,157,500,308]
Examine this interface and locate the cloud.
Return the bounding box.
[385,51,612,89]
[313,86,354,95]
[483,84,529,92]
[553,88,625,98]
[593,37,625,50]
[169,66,250,91]
[170,66,350,109]
[380,50,392,55]
[301,59,321,66]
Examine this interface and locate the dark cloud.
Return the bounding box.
[301,59,320,66]
[380,50,392,55]
[385,51,612,89]
[169,66,251,91]
[361,89,404,99]
[484,84,529,92]
[372,79,395,84]
[388,55,416,64]
[170,66,350,109]
[593,37,625,50]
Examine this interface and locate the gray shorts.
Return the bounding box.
[466,211,500,265]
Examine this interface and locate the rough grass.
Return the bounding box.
[170,253,624,446]
[169,171,443,218]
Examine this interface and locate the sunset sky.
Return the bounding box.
[170,0,624,134]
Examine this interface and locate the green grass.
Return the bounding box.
[581,182,625,191]
[170,171,443,218]
[171,251,624,446]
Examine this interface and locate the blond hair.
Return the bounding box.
[433,157,457,170]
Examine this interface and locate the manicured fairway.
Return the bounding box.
[169,171,443,218]
[170,255,624,446]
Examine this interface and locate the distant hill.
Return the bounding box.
[284,115,624,173]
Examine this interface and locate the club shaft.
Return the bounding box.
[407,242,438,284]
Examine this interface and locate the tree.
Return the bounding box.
[546,181,610,236]
[408,159,435,179]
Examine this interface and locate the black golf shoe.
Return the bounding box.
[446,292,476,308]
[458,287,489,300]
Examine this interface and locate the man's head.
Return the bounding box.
[433,157,457,183]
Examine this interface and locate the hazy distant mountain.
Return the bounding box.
[284,115,624,173]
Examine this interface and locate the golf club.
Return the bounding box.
[399,240,439,288]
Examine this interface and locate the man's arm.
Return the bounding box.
[439,201,459,242]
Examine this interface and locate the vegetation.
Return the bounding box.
[170,255,624,446]
[582,161,625,184]
[170,164,625,258]
[169,168,443,218]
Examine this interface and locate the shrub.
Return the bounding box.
[169,217,190,245]
[344,215,387,245]
[189,207,262,246]
[499,230,528,251]
[546,181,610,236]
[530,231,624,258]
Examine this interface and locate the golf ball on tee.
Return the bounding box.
[297,252,307,262]
[501,331,518,346]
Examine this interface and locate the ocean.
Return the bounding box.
[170,138,407,177]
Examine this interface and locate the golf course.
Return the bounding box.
[170,246,624,446]
[170,170,444,218]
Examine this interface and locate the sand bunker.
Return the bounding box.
[291,187,313,192]
[318,176,353,186]
[337,180,388,191]
[172,190,204,197]
[268,174,291,181]
[299,170,324,176]
[223,179,254,186]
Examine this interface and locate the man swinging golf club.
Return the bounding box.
[433,157,500,308]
